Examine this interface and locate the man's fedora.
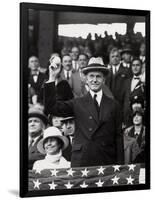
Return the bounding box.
[82,57,109,76]
[28,104,48,126]
[121,47,132,55]
[60,116,75,123]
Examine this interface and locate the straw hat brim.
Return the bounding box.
[37,135,69,154]
[82,64,109,76]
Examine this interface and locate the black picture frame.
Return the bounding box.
[20,2,150,197]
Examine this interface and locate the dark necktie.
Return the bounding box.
[66,71,69,80]
[94,94,99,115]
[29,139,34,150]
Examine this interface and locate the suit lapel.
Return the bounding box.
[131,78,142,92]
[83,93,99,124]
[115,64,123,77]
[128,78,132,93]
[134,79,142,90]
[99,95,111,122]
[29,136,42,153]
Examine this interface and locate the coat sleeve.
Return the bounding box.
[115,101,124,164]
[44,82,74,117]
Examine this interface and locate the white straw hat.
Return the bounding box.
[37,126,69,154]
[82,57,109,76]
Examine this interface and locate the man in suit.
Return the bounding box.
[123,58,145,127]
[70,46,80,72]
[60,115,75,162]
[60,54,73,87]
[44,58,124,167]
[28,105,48,169]
[28,56,47,104]
[121,47,133,69]
[71,53,89,97]
[139,42,146,64]
[106,47,131,116]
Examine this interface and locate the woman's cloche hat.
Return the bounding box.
[37,126,69,154]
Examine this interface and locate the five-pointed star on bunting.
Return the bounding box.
[67,168,75,176]
[48,181,58,190]
[34,168,42,174]
[97,166,106,175]
[95,179,104,187]
[111,175,120,185]
[126,175,134,185]
[50,169,59,176]
[64,181,74,189]
[128,164,136,171]
[81,168,90,177]
[113,165,121,172]
[33,179,41,189]
[80,181,88,188]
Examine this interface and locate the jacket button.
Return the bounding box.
[89,128,92,131]
[89,116,92,119]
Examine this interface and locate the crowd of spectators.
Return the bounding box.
[28,29,146,171]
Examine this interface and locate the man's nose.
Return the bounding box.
[93,76,97,82]
[30,121,35,125]
[46,141,52,145]
[66,123,71,128]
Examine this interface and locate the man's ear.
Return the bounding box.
[103,77,106,84]
[85,76,88,84]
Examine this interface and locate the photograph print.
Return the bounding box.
[20,2,150,197]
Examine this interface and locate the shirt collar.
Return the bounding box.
[64,69,72,77]
[31,70,39,76]
[90,89,103,106]
[112,63,120,72]
[133,74,141,79]
[29,135,40,146]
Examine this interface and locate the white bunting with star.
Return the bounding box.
[29,164,142,191]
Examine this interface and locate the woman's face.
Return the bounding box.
[44,137,61,155]
[52,116,63,128]
[133,114,142,125]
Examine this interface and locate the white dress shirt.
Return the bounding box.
[131,75,141,92]
[139,55,145,63]
[32,71,39,83]
[64,70,72,79]
[112,63,120,74]
[72,60,79,71]
[90,89,103,106]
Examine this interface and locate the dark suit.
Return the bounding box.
[44,82,124,167]
[28,71,47,96]
[62,136,72,161]
[106,64,131,118]
[60,69,73,87]
[28,135,45,169]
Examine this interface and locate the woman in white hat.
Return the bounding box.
[33,126,70,172]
